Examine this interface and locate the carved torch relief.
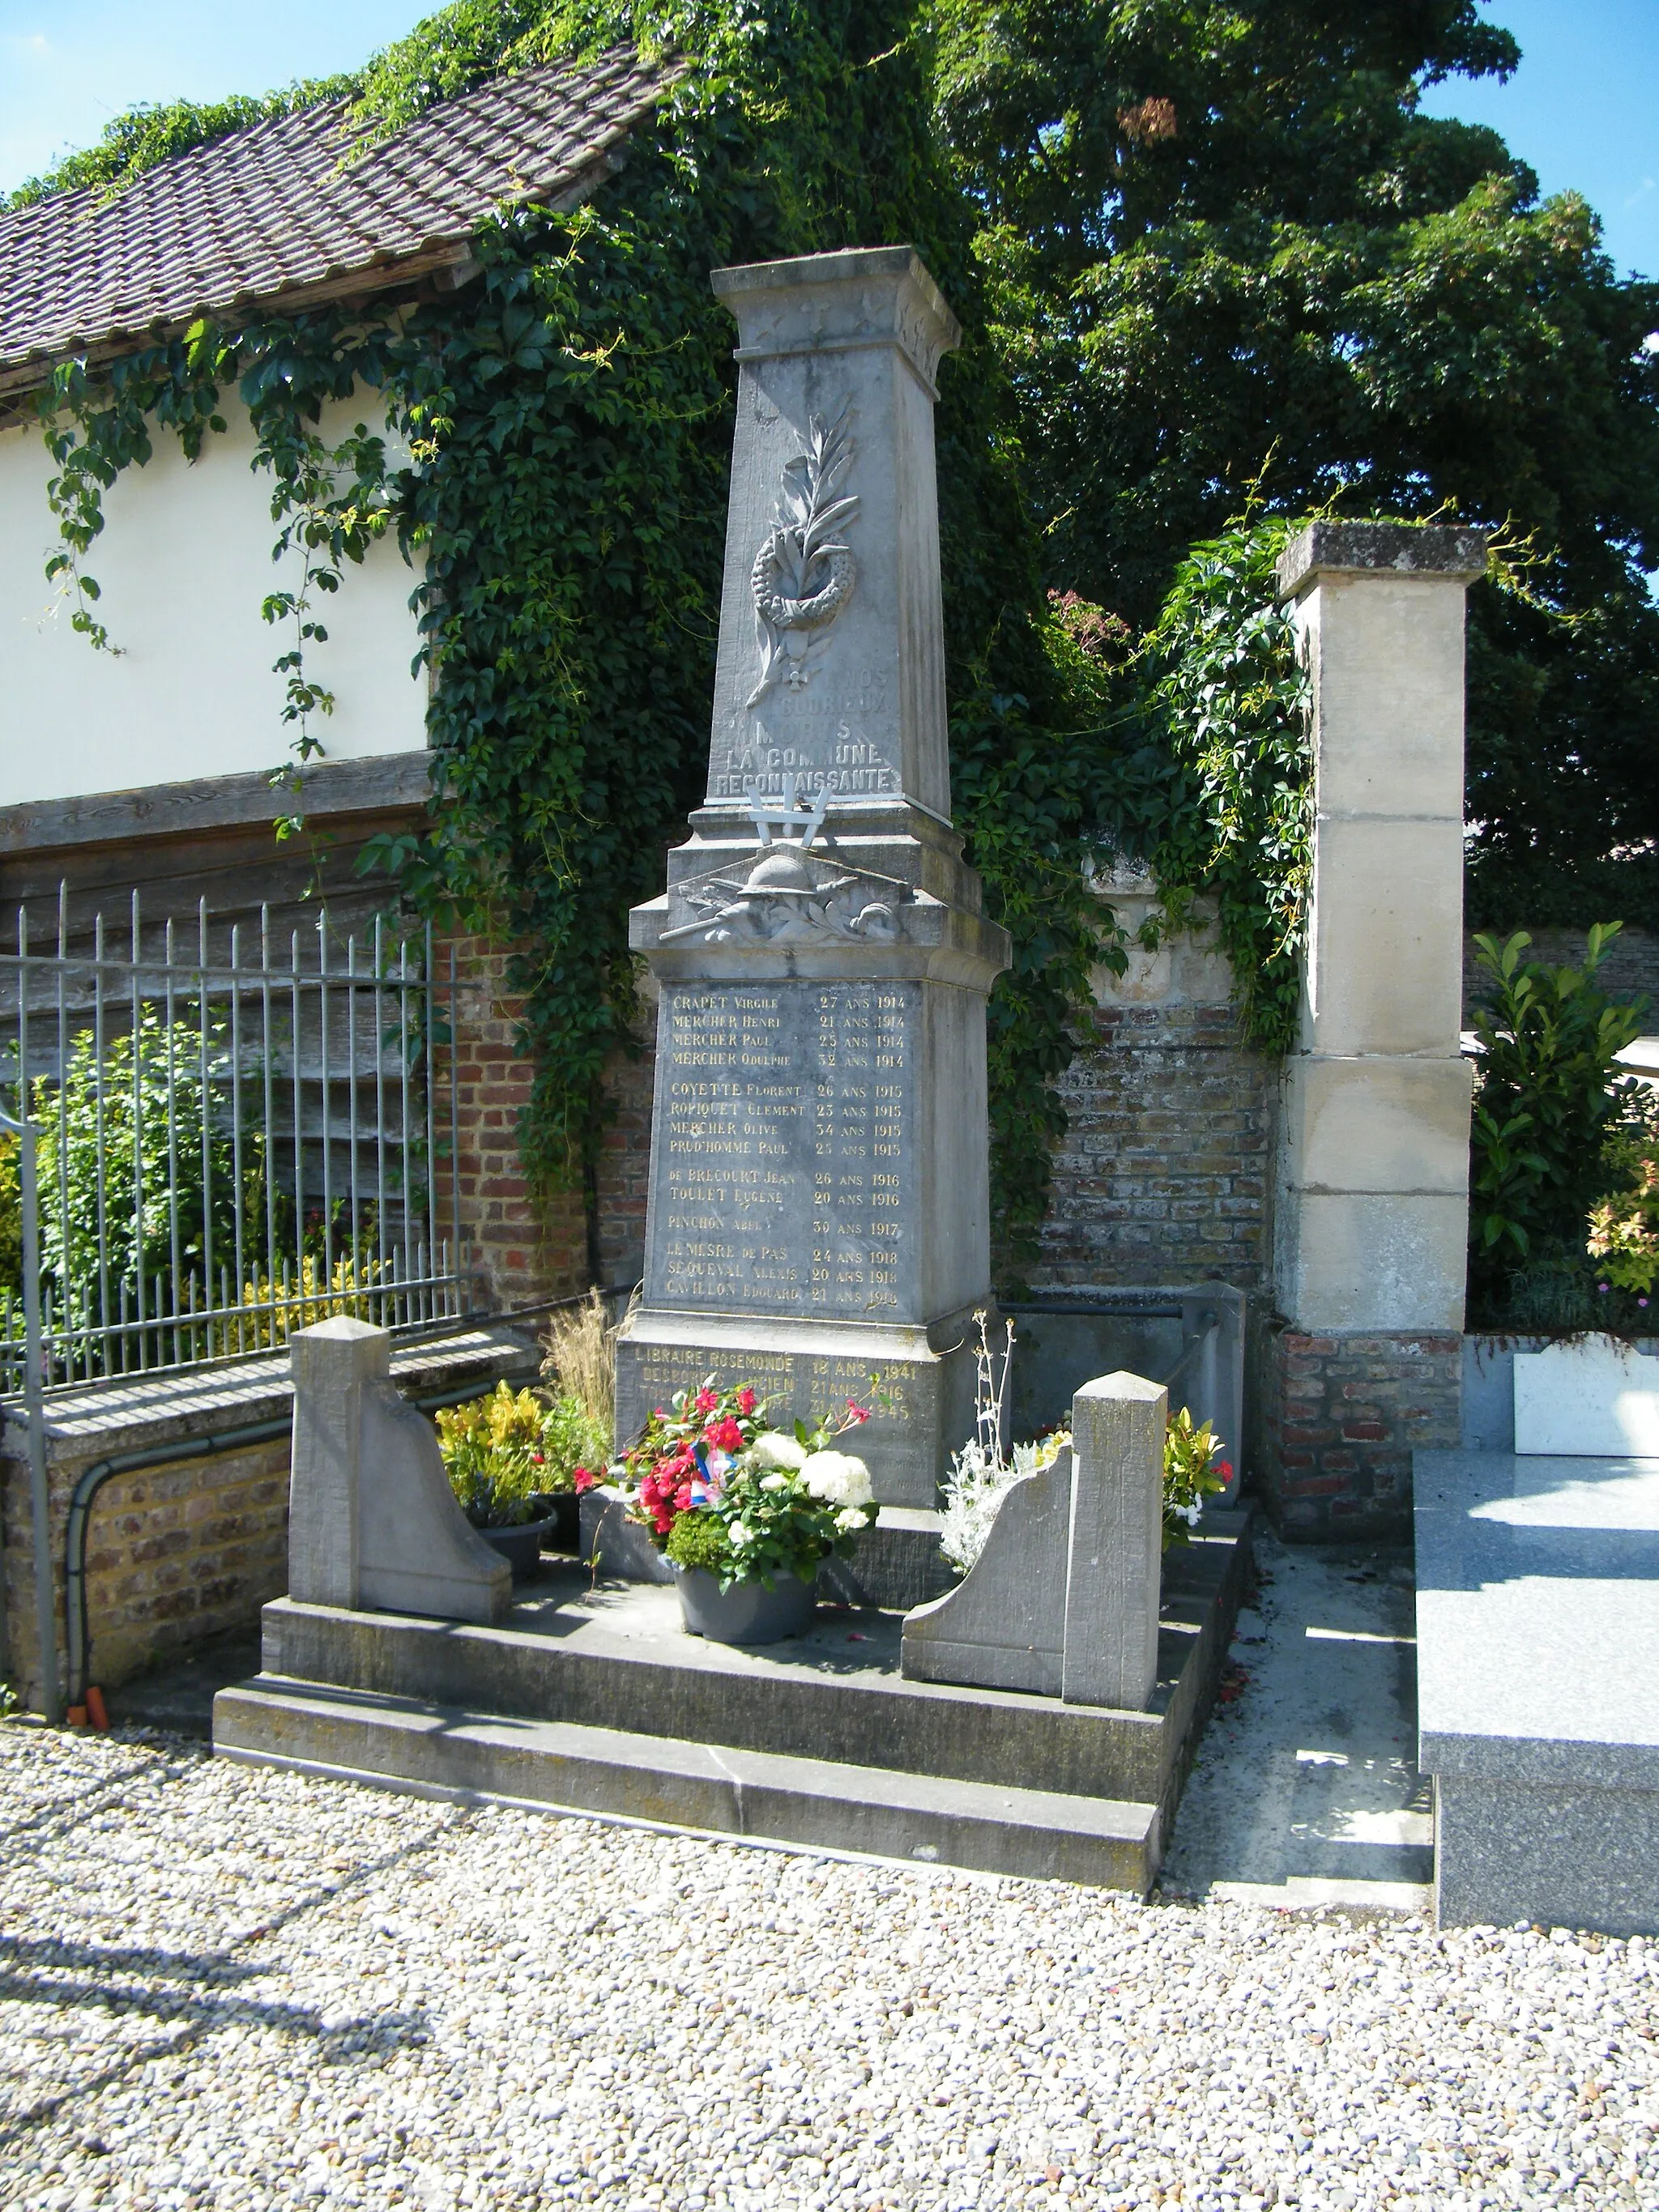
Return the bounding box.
[746,401,859,710]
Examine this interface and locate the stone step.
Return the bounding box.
[256,1519,1249,1809]
[212,1677,1162,1890]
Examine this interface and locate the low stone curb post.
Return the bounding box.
[901,1370,1167,1710]
[289,1316,510,1624]
[1065,1374,1166,1711]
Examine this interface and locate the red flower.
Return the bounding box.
[1218,1460,1234,1480]
[845,1400,871,1425]
[736,1388,757,1417]
[675,1485,694,1512]
[710,1417,744,1454]
[573,1467,598,1494]
[695,1388,719,1414]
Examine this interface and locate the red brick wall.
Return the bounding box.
[1263,1329,1462,1539]
[437,932,588,1314]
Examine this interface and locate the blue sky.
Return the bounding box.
[1,0,1656,283]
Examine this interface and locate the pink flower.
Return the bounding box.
[674,1484,695,1512]
[845,1400,871,1425]
[710,1417,744,1454]
[736,1388,757,1417]
[1218,1460,1234,1480]
[573,1467,598,1494]
[695,1388,719,1414]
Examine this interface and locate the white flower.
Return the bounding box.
[834,1506,868,1533]
[759,1471,790,1491]
[729,1520,753,1546]
[750,1430,808,1472]
[800,1450,874,1508]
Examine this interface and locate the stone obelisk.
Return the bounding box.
[613,247,1011,1507]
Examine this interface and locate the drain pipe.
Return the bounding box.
[62,1374,518,1716]
[0,1109,59,1724]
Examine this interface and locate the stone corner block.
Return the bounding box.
[1065,1374,1166,1712]
[1277,521,1491,601]
[288,1318,510,1626]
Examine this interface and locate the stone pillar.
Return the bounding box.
[615,248,1011,1504]
[1267,522,1488,1536]
[1064,1373,1166,1711]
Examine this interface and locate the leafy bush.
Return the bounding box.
[538,1389,609,1492]
[0,1132,20,1294]
[1467,925,1647,1312]
[434,1382,548,1528]
[28,1005,263,1306]
[1589,1089,1659,1298]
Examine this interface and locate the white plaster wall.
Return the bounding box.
[0,393,428,807]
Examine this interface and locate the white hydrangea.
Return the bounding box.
[834,1506,868,1533]
[749,1430,808,1472]
[800,1450,874,1509]
[728,1520,754,1547]
[758,1471,790,1492]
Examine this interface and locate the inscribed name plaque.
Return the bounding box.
[656,982,917,1319]
[615,247,1011,1507]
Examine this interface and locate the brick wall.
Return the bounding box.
[438,932,588,1313]
[83,1439,290,1690]
[1262,1328,1463,1541]
[1034,880,1274,1296]
[438,936,659,1311]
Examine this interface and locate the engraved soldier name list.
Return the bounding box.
[652,982,916,1317]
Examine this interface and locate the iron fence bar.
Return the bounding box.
[348,930,362,1317]
[230,919,247,1357]
[374,914,389,1331]
[0,1105,62,1722]
[164,918,183,1372]
[399,934,414,1326]
[92,908,110,1361]
[319,914,333,1308]
[261,906,278,1351]
[197,899,214,1358]
[450,937,460,1321]
[130,893,146,1374]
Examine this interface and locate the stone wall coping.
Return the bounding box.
[0,1323,538,1460]
[1276,520,1491,601]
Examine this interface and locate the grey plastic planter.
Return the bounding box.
[675,1566,817,1645]
[476,1515,556,1583]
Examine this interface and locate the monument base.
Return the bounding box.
[614,1303,986,1508]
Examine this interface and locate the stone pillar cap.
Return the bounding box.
[711,245,961,394]
[1277,520,1491,602]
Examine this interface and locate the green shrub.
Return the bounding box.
[663,1508,731,1575]
[1467,925,1646,1313]
[537,1389,609,1491]
[0,1132,20,1294]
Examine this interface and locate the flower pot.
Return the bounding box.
[674,1566,817,1645]
[527,1493,582,1554]
[476,1515,557,1583]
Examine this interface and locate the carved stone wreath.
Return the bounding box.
[746,401,859,708]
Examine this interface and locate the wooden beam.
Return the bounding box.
[0,750,433,858]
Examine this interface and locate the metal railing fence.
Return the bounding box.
[2,888,468,1392]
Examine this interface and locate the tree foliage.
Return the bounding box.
[933,0,1659,926]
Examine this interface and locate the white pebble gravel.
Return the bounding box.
[0,1723,1653,2211]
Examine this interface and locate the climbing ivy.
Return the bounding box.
[27,0,1323,1281]
[1141,517,1314,1056]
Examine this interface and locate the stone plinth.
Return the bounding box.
[1417,1447,1659,1934]
[616,248,1010,1503]
[289,1318,510,1624]
[901,1370,1167,1708]
[1265,522,1487,1536]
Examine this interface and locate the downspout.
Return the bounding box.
[62,1374,516,1715]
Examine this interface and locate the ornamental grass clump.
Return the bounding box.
[620,1379,877,1592]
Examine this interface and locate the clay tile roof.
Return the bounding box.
[0,45,669,384]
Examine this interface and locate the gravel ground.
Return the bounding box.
[1,1724,1654,2212]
